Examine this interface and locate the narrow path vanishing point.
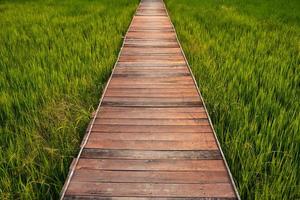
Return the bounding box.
[60,0,240,199]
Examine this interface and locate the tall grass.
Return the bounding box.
[0,0,138,199]
[165,0,300,199]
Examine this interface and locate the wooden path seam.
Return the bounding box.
[60,0,240,199]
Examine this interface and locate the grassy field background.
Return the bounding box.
[0,0,138,199]
[1,0,299,199]
[165,0,300,199]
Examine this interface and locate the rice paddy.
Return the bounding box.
[165,0,300,199]
[1,0,299,199]
[0,0,138,199]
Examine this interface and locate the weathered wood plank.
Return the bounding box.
[93,118,209,126]
[91,125,213,133]
[126,33,176,39]
[105,91,198,97]
[97,111,207,119]
[64,197,237,200]
[86,132,215,141]
[121,47,182,54]
[114,66,188,72]
[81,149,222,160]
[72,170,228,183]
[112,73,191,78]
[111,76,193,84]
[98,106,206,113]
[76,159,226,171]
[101,97,202,107]
[119,55,184,62]
[65,182,236,198]
[116,63,187,67]
[85,140,218,150]
[107,84,196,89]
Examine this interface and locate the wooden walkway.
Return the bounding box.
[60,0,239,199]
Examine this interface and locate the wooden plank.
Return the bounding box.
[123,40,178,43]
[91,125,213,133]
[102,97,202,107]
[110,78,194,84]
[135,14,168,16]
[72,170,228,183]
[113,72,190,77]
[126,33,176,39]
[124,43,179,48]
[86,132,215,141]
[65,182,236,198]
[117,63,186,67]
[107,84,197,89]
[111,76,192,81]
[98,106,206,113]
[64,197,237,200]
[76,159,226,171]
[102,96,201,101]
[104,88,198,92]
[119,55,184,62]
[81,149,222,160]
[114,66,187,71]
[113,73,191,78]
[129,27,174,32]
[121,47,182,54]
[127,25,172,28]
[85,140,218,150]
[97,111,207,119]
[93,118,209,126]
[104,90,198,97]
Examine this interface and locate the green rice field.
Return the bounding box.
[0,0,299,199]
[0,0,138,199]
[165,0,300,199]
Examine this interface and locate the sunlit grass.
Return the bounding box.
[165,0,300,199]
[0,0,138,199]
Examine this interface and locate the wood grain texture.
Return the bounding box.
[90,124,213,133]
[66,182,235,198]
[81,149,222,160]
[72,170,229,183]
[61,0,238,199]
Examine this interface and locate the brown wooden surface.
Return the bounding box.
[61,0,238,199]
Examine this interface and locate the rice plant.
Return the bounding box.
[165,0,300,199]
[0,0,138,199]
